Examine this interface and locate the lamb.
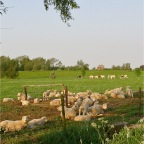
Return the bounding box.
[28,117,47,128]
[0,116,29,133]
[3,98,14,102]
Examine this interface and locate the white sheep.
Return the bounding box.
[42,90,51,99]
[74,114,91,121]
[28,117,47,128]
[108,75,116,79]
[126,86,133,98]
[74,97,83,109]
[89,75,94,79]
[3,98,14,102]
[0,116,29,132]
[50,99,61,106]
[21,100,30,106]
[57,105,77,120]
[88,102,107,116]
[17,93,32,100]
[94,75,99,79]
[100,75,105,79]
[33,98,40,104]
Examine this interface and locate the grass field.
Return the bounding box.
[1,70,143,100]
[0,70,144,144]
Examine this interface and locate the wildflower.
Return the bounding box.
[98,117,104,121]
[104,120,108,124]
[80,137,83,144]
[105,138,111,142]
[110,124,114,128]
[91,122,97,128]
[138,118,144,123]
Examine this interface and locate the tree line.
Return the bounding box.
[0,55,89,78]
[0,55,143,79]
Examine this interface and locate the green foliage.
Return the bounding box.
[81,66,86,76]
[0,56,10,78]
[135,68,141,77]
[6,59,19,79]
[44,0,80,26]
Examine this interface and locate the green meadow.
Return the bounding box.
[1,70,143,100]
[1,70,144,144]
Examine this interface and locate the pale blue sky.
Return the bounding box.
[0,0,143,69]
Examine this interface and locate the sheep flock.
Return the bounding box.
[1,85,142,133]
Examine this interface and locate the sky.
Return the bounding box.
[0,0,144,69]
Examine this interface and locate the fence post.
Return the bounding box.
[138,87,142,117]
[65,86,68,107]
[61,93,66,133]
[24,86,27,100]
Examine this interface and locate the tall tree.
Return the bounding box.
[77,59,89,70]
[16,55,30,71]
[32,57,46,70]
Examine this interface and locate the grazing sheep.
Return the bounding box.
[94,75,99,79]
[28,117,47,128]
[74,114,91,121]
[119,75,128,79]
[108,75,116,79]
[124,75,128,78]
[0,116,29,133]
[21,100,30,106]
[100,75,105,79]
[89,75,94,79]
[3,98,14,102]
